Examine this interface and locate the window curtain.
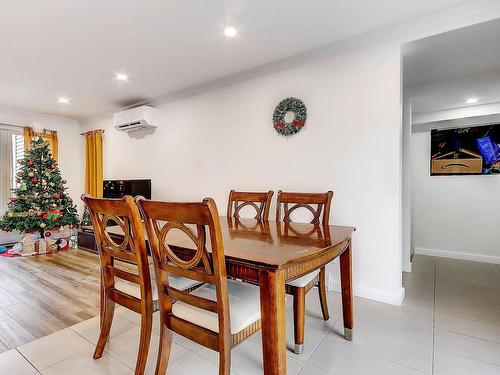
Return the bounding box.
[0,129,14,214]
[23,126,58,161]
[83,129,104,198]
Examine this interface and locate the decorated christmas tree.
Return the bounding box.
[0,138,79,237]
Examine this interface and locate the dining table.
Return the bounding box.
[107,216,355,375]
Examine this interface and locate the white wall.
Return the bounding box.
[82,41,405,305]
[77,1,500,305]
[411,130,500,262]
[0,106,84,212]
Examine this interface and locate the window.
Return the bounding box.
[0,127,23,214]
[12,134,24,188]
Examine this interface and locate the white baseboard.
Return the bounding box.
[414,247,500,264]
[402,262,412,273]
[328,280,405,306]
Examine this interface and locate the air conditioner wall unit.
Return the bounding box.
[113,105,157,133]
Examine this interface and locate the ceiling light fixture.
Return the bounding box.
[57,97,70,104]
[466,98,479,104]
[115,73,128,81]
[224,26,237,37]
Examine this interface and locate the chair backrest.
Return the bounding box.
[81,194,153,309]
[227,190,273,220]
[275,191,333,226]
[136,197,230,341]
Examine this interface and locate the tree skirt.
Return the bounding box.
[0,243,69,257]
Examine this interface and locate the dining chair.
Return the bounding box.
[137,197,262,375]
[275,190,334,354]
[82,195,201,375]
[227,190,273,220]
[82,194,154,374]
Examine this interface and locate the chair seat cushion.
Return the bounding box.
[172,280,261,334]
[115,275,200,300]
[286,269,320,288]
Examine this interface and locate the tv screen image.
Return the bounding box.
[430,124,500,175]
[103,179,152,199]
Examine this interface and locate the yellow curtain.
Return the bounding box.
[83,130,104,198]
[23,126,59,161]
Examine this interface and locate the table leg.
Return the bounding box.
[259,269,287,375]
[340,239,353,341]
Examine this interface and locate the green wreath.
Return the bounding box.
[273,97,307,136]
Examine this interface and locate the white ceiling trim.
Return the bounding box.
[0,105,78,125]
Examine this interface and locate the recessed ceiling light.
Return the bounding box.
[466,98,479,104]
[224,26,237,37]
[57,97,70,104]
[115,73,128,81]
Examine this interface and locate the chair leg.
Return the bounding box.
[93,294,115,359]
[292,288,305,354]
[155,315,172,375]
[219,343,231,375]
[318,267,330,321]
[135,310,153,375]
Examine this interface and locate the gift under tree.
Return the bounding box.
[0,138,79,249]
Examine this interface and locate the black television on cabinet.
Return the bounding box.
[103,179,152,199]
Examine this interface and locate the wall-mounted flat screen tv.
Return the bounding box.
[431,124,500,175]
[103,179,152,199]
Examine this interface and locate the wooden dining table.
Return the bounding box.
[107,217,355,375]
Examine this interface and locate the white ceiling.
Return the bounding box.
[1,0,470,120]
[403,18,500,113]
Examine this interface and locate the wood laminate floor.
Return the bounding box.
[0,249,102,352]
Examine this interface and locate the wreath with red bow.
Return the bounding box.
[273,97,307,136]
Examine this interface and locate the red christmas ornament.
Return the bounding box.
[27,160,33,167]
[10,197,17,202]
[274,123,285,130]
[31,177,39,183]
[36,211,43,217]
[53,193,60,199]
[50,164,56,170]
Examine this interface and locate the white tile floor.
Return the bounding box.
[2,255,500,374]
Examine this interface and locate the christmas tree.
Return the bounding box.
[0,138,79,236]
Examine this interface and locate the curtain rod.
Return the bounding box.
[80,129,105,136]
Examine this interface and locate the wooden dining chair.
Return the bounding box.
[275,190,334,354]
[82,195,202,375]
[81,194,155,375]
[227,190,273,220]
[137,197,262,375]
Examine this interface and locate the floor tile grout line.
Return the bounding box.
[299,312,343,368]
[300,308,431,375]
[436,346,500,368]
[167,349,202,371]
[15,328,95,372]
[14,347,39,373]
[297,315,342,373]
[354,302,434,329]
[16,345,93,373]
[103,350,136,371]
[435,325,500,346]
[435,295,500,315]
[434,299,500,315]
